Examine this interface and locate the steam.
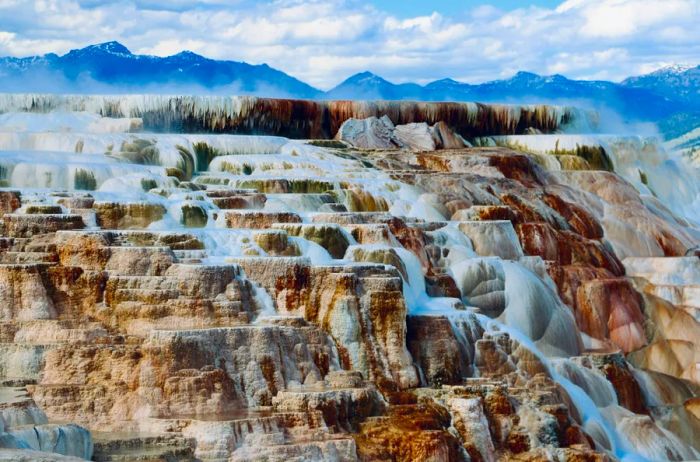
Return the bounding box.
[486,94,662,136]
[0,69,303,99]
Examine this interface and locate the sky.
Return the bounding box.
[0,0,698,89]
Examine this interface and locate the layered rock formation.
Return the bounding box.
[0,103,698,461]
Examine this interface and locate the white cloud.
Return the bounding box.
[546,48,630,76]
[0,0,698,88]
[572,0,693,38]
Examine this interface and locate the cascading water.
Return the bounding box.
[475,314,650,462]
[492,134,700,226]
[600,136,700,226]
[1,423,93,459]
[387,233,691,461]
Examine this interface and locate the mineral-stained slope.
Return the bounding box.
[0,98,698,462]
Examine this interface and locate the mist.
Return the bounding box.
[0,69,304,99]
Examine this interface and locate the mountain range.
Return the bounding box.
[0,41,320,99]
[1,41,699,137]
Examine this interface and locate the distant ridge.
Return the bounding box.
[1,42,699,135]
[0,41,321,99]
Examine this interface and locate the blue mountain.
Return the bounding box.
[0,41,321,98]
[623,64,700,105]
[326,71,426,100]
[621,65,700,136]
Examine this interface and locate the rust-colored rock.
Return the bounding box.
[353,399,465,462]
[516,222,624,275]
[94,202,165,229]
[223,210,302,229]
[0,191,21,217]
[575,279,647,353]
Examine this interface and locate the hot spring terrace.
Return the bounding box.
[0,96,698,462]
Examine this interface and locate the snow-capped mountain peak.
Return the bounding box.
[654,63,695,75]
[72,41,133,56]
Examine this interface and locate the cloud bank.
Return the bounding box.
[0,0,698,89]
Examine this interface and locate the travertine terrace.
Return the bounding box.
[0,96,698,462]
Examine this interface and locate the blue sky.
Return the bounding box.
[0,0,698,88]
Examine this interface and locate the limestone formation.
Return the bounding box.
[0,102,697,462]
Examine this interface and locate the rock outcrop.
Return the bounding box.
[335,116,398,150]
[336,116,467,151]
